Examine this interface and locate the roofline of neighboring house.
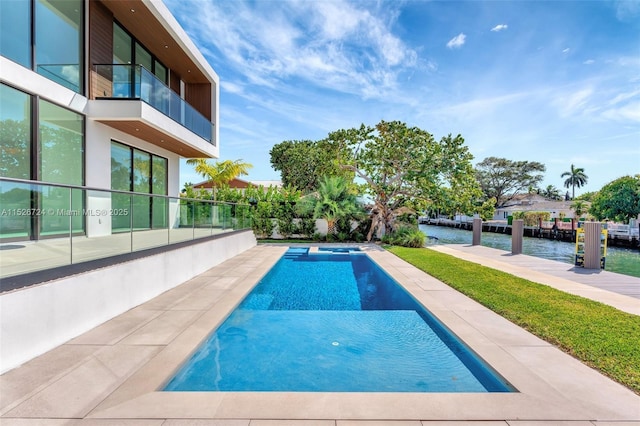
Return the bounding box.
[192,177,255,189]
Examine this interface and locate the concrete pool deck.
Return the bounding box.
[1,243,639,425]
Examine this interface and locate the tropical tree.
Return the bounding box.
[186,158,252,201]
[575,191,597,202]
[270,139,353,192]
[561,164,588,200]
[296,175,364,237]
[589,175,640,223]
[326,120,480,241]
[542,185,562,200]
[475,157,546,206]
[570,200,589,220]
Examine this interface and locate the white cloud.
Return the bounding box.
[491,24,508,32]
[583,59,595,65]
[562,48,570,54]
[166,0,417,100]
[607,89,640,106]
[601,101,640,122]
[446,33,466,49]
[613,0,640,21]
[552,87,593,117]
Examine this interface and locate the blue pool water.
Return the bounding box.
[163,248,514,392]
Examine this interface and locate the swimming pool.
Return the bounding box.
[164,247,514,392]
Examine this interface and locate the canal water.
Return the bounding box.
[420,224,640,279]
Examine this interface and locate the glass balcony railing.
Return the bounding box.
[93,64,214,144]
[37,64,81,93]
[0,177,251,281]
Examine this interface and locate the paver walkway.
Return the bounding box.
[1,244,639,425]
[429,244,640,315]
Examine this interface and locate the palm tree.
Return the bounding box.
[561,164,588,200]
[542,185,561,200]
[297,176,362,236]
[186,158,252,201]
[570,200,588,219]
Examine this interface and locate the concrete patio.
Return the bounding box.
[1,244,639,425]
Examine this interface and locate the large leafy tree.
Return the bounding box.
[589,175,640,223]
[269,139,352,192]
[475,157,546,206]
[327,120,480,241]
[561,164,588,200]
[186,158,252,201]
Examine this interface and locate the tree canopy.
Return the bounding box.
[589,175,640,223]
[269,139,352,192]
[186,158,252,200]
[326,120,480,240]
[475,157,546,206]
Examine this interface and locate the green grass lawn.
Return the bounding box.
[387,246,640,395]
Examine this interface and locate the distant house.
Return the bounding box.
[193,178,256,191]
[192,178,282,194]
[493,194,576,221]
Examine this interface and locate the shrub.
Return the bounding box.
[297,218,317,238]
[383,225,426,248]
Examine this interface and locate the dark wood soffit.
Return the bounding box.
[97,120,213,158]
[99,0,210,84]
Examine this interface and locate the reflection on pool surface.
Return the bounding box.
[164,248,514,392]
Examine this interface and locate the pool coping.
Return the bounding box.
[3,244,640,422]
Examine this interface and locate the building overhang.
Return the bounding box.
[88,99,218,158]
[99,0,218,86]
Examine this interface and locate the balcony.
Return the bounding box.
[0,177,251,286]
[91,64,214,151]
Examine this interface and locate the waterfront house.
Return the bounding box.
[492,194,577,222]
[0,0,255,373]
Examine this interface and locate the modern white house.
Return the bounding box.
[0,0,255,373]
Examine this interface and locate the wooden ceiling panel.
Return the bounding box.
[97,119,212,158]
[99,0,209,84]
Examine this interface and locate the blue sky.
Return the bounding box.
[166,0,640,196]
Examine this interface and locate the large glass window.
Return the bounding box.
[152,156,168,228]
[112,23,132,98]
[35,0,83,92]
[0,85,32,239]
[39,99,84,185]
[0,0,31,67]
[154,61,167,83]
[0,85,31,179]
[132,149,151,229]
[39,99,84,236]
[113,24,132,65]
[111,142,132,231]
[0,84,86,240]
[1,0,83,93]
[113,22,168,84]
[110,141,167,232]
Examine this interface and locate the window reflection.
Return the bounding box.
[0,0,31,67]
[35,0,83,92]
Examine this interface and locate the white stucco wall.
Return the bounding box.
[0,231,256,374]
[84,121,182,237]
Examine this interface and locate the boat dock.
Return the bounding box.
[420,217,640,249]
[429,243,640,315]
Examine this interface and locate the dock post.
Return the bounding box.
[512,219,524,255]
[472,218,482,245]
[583,222,602,269]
